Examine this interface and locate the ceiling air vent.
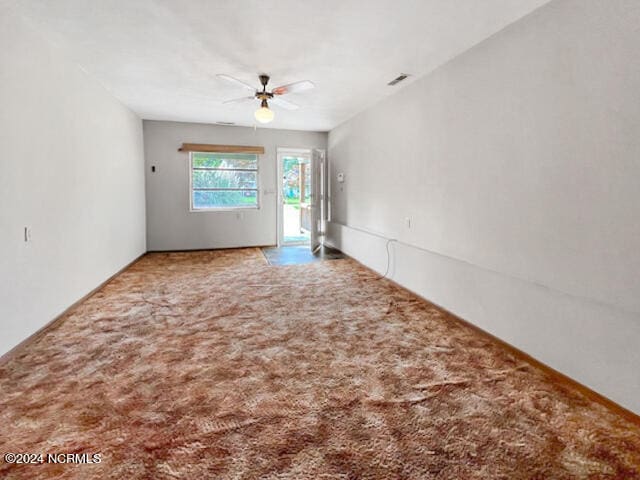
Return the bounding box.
[387,73,410,86]
[215,121,236,126]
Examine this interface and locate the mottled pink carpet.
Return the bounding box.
[1,248,639,479]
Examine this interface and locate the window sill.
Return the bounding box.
[189,206,259,213]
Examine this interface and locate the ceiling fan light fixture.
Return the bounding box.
[254,99,274,124]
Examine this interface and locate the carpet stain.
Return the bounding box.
[0,248,639,479]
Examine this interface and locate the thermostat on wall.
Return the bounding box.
[337,172,345,183]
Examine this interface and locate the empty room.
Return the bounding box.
[1,0,639,478]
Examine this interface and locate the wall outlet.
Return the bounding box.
[337,172,345,183]
[24,226,32,242]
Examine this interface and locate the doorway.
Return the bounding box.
[277,149,311,245]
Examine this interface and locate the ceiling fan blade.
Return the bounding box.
[217,74,256,91]
[223,96,255,105]
[272,80,315,96]
[270,96,299,111]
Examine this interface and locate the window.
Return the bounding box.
[190,152,259,210]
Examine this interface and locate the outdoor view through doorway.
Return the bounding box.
[282,154,311,245]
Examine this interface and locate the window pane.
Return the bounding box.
[192,153,257,169]
[192,170,257,189]
[193,190,258,209]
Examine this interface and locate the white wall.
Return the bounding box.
[143,121,327,251]
[0,9,146,355]
[326,0,640,413]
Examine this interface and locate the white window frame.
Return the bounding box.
[189,151,260,212]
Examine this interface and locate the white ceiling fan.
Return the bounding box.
[218,74,315,124]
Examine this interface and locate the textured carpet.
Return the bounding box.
[1,248,639,479]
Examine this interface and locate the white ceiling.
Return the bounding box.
[10,0,550,131]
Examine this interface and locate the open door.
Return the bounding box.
[310,149,325,252]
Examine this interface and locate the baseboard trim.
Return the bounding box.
[336,248,640,427]
[147,245,276,253]
[0,252,146,367]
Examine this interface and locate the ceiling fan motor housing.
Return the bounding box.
[257,74,273,102]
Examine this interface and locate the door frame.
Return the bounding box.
[310,148,326,252]
[276,147,312,247]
